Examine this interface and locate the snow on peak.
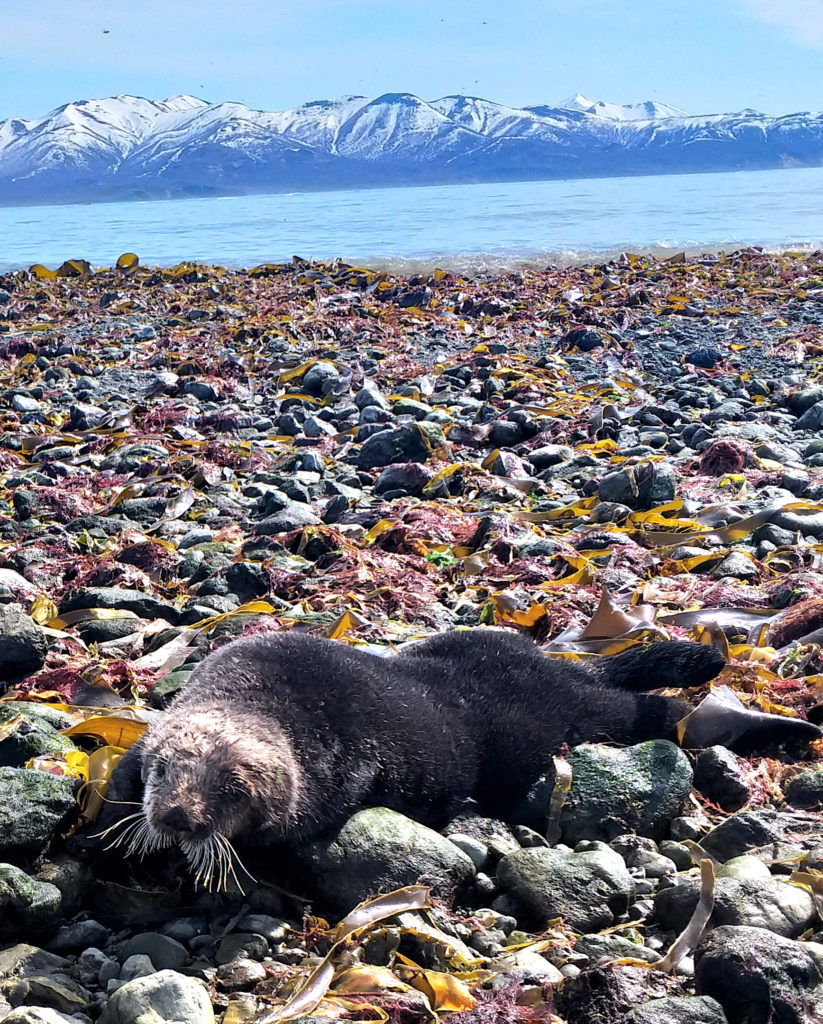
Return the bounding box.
[560,94,689,121]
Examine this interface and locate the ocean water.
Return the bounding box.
[1,165,822,274]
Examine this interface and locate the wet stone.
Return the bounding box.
[694,925,823,1024]
[654,875,816,938]
[784,768,823,808]
[0,604,50,679]
[0,770,80,863]
[496,842,634,932]
[215,932,269,965]
[693,746,751,812]
[59,587,180,623]
[120,932,189,972]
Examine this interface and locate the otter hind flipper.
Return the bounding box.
[597,641,725,692]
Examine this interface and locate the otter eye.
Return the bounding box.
[154,761,167,780]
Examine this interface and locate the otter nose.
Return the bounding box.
[160,806,193,833]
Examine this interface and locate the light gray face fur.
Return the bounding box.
[108,709,301,892]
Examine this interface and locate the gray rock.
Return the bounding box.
[0,604,50,679]
[117,954,156,986]
[785,768,823,808]
[214,932,269,965]
[393,398,432,421]
[116,497,168,523]
[0,1009,79,1024]
[12,395,41,414]
[627,848,677,879]
[716,855,772,881]
[574,933,661,965]
[34,854,94,918]
[447,833,488,870]
[177,529,213,549]
[794,400,823,431]
[74,946,115,988]
[101,443,169,474]
[99,970,214,1024]
[694,746,750,812]
[180,379,219,401]
[695,925,823,1024]
[0,770,80,863]
[68,402,107,430]
[787,386,823,415]
[658,841,693,871]
[59,587,179,624]
[0,865,63,941]
[303,415,337,437]
[770,508,823,539]
[496,843,634,932]
[255,502,321,534]
[234,914,288,943]
[374,462,434,497]
[551,741,692,844]
[357,423,448,469]
[627,995,728,1024]
[527,444,573,470]
[48,918,109,954]
[598,461,676,510]
[300,807,475,912]
[0,944,70,978]
[302,361,340,396]
[75,616,144,644]
[711,551,760,582]
[0,705,76,768]
[215,956,267,990]
[655,875,816,938]
[3,973,91,1016]
[120,932,188,971]
[355,385,388,410]
[254,486,293,515]
[701,809,823,862]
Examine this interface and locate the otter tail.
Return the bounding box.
[596,641,725,692]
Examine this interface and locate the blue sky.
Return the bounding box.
[2,0,822,120]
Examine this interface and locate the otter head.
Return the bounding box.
[135,709,300,890]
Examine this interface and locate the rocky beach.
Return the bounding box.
[1,247,823,1024]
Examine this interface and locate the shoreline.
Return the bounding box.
[1,240,821,280]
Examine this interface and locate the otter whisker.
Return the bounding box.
[91,811,146,842]
[104,817,149,851]
[219,834,256,892]
[180,836,220,891]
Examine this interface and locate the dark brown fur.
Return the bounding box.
[95,630,734,875]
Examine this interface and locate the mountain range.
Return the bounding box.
[1,91,822,206]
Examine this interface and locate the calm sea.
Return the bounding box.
[1,166,822,274]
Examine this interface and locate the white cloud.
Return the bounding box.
[742,0,823,48]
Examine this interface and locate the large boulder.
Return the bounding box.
[357,423,449,470]
[300,807,475,911]
[521,741,693,844]
[0,864,63,942]
[694,925,823,1024]
[0,768,80,862]
[0,704,77,768]
[655,875,816,938]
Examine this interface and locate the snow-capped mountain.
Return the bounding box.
[1,91,821,205]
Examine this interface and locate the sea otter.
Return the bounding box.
[94,630,819,889]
